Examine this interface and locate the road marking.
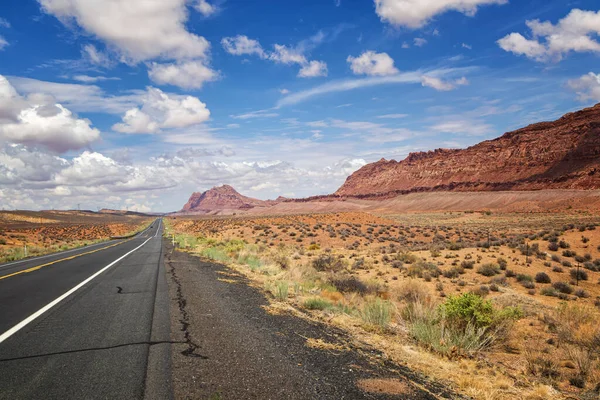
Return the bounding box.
[0,239,132,281]
[154,219,162,238]
[0,237,153,345]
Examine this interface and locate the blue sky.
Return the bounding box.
[0,0,599,212]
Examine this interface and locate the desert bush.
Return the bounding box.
[505,269,517,278]
[553,282,573,294]
[397,252,417,264]
[551,254,561,262]
[497,257,508,270]
[477,263,500,277]
[461,260,475,269]
[563,250,577,258]
[442,266,464,278]
[541,287,558,297]
[397,280,431,303]
[273,253,290,269]
[330,276,369,295]
[562,260,572,267]
[548,242,559,251]
[574,289,589,298]
[361,298,393,328]
[312,254,346,272]
[517,274,533,283]
[303,297,333,310]
[559,240,570,249]
[407,260,441,279]
[570,268,588,281]
[552,266,563,273]
[535,272,552,284]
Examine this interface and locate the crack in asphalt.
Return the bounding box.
[166,253,208,360]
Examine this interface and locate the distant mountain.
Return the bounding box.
[335,103,600,197]
[181,185,273,212]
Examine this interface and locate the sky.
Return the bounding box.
[0,0,599,212]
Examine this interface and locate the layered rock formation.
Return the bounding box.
[336,103,600,197]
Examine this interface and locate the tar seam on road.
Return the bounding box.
[0,236,153,345]
[0,238,133,281]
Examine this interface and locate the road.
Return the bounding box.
[0,218,171,400]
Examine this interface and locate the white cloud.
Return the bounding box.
[221,35,266,58]
[374,0,507,29]
[222,34,328,78]
[113,87,210,134]
[347,51,399,76]
[277,67,475,107]
[462,43,472,50]
[72,75,121,83]
[377,113,408,119]
[0,18,10,28]
[421,75,468,91]
[230,109,279,120]
[413,37,427,47]
[194,0,217,17]
[498,9,600,62]
[567,72,600,102]
[148,60,219,89]
[269,44,307,65]
[81,44,112,67]
[279,88,290,95]
[0,75,100,152]
[226,123,241,128]
[402,42,410,49]
[38,0,210,63]
[298,60,328,78]
[0,36,8,51]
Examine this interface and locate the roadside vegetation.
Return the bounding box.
[165,212,600,400]
[0,212,152,263]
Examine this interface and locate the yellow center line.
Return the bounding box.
[0,238,134,281]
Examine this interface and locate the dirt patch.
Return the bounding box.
[358,378,415,396]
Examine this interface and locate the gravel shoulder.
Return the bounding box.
[164,240,460,400]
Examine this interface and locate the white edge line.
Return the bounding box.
[154,219,161,238]
[0,236,153,345]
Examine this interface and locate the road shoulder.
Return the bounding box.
[165,240,460,399]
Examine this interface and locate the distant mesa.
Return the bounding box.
[335,102,600,197]
[181,185,279,213]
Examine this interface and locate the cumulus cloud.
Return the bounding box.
[347,51,399,76]
[222,35,327,78]
[194,0,218,17]
[374,0,506,29]
[567,72,600,102]
[413,38,427,47]
[38,0,210,63]
[221,35,266,58]
[498,9,600,62]
[298,60,328,78]
[421,75,468,91]
[113,87,210,134]
[148,60,219,89]
[0,75,100,152]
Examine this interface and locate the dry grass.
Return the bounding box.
[165,210,600,400]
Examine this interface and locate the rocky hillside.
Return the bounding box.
[336,103,600,197]
[181,185,271,212]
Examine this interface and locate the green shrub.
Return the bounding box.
[570,269,588,281]
[272,281,289,301]
[303,297,333,310]
[553,281,573,294]
[361,298,393,328]
[330,276,370,295]
[516,274,533,283]
[461,260,475,269]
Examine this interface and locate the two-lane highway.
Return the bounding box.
[0,218,171,399]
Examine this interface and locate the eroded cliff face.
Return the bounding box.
[182,185,269,212]
[336,103,600,197]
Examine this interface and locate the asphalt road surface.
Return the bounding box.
[0,218,171,400]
